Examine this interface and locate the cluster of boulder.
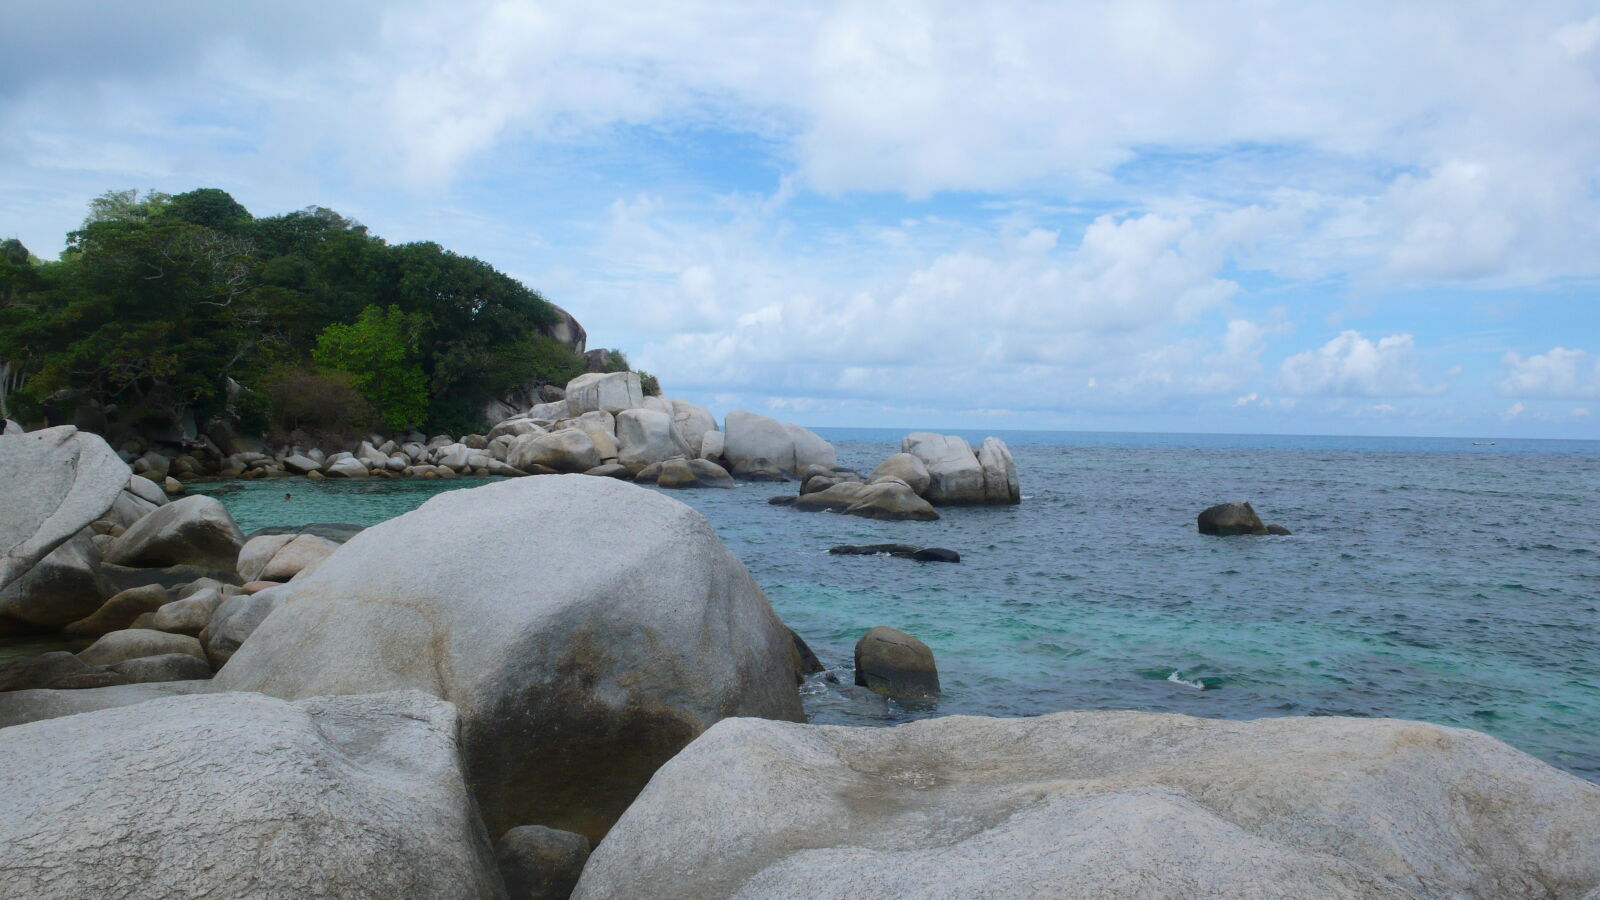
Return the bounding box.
[774,431,1020,521]
[4,424,1598,898]
[139,371,839,494]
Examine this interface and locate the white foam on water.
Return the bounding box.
[1167,670,1207,690]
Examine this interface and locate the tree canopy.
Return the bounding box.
[0,188,587,437]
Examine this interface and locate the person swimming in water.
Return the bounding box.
[284,493,291,501]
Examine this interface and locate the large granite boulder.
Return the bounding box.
[0,527,111,632]
[843,480,939,521]
[507,429,601,474]
[1,425,129,593]
[216,475,805,840]
[575,712,1600,900]
[565,371,644,415]
[615,408,682,471]
[869,452,931,495]
[901,432,986,504]
[670,400,716,458]
[103,495,245,571]
[565,410,620,461]
[976,436,1020,504]
[0,691,503,898]
[1198,501,1268,536]
[723,410,836,480]
[200,585,288,668]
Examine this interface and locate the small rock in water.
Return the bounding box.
[1197,501,1268,536]
[767,495,797,506]
[829,544,960,563]
[854,625,940,707]
[1265,523,1292,535]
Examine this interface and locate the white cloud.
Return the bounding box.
[1277,331,1435,397]
[1506,401,1527,417]
[1499,347,1600,397]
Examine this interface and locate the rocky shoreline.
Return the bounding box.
[2,422,1598,897]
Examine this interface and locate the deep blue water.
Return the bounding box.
[191,428,1600,781]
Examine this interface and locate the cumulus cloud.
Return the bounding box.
[1499,347,1600,397]
[1277,331,1435,397]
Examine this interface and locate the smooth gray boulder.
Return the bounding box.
[0,690,503,898]
[497,825,592,900]
[79,628,205,666]
[562,410,619,461]
[258,533,340,582]
[216,475,805,841]
[282,453,321,474]
[565,371,644,415]
[699,429,725,461]
[103,495,245,571]
[124,471,169,507]
[150,587,225,636]
[0,651,103,692]
[507,429,600,474]
[0,680,210,728]
[108,651,213,683]
[654,456,698,488]
[854,625,940,704]
[976,436,1021,504]
[63,582,172,636]
[687,458,736,488]
[868,452,931,495]
[723,410,836,480]
[1,425,130,593]
[1198,501,1268,536]
[200,585,288,667]
[792,481,869,512]
[670,400,716,458]
[901,432,986,504]
[574,712,1600,900]
[843,480,940,521]
[0,527,110,631]
[616,408,682,470]
[324,457,369,478]
[237,533,295,581]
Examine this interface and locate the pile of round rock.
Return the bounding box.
[774,431,1020,521]
[132,371,840,493]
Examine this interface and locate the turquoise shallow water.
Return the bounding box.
[190,429,1600,781]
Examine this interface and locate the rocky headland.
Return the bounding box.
[1,421,1597,897]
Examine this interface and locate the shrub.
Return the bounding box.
[264,369,375,446]
[637,370,661,396]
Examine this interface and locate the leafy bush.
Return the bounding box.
[637,370,662,396]
[313,305,428,429]
[264,369,375,446]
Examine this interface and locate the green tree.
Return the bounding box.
[312,305,428,429]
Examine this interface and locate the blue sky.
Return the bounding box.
[3,1,1598,438]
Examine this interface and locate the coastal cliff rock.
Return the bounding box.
[1,425,130,594]
[215,475,805,841]
[0,691,503,899]
[574,712,1600,900]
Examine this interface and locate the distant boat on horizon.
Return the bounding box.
[1473,441,1497,446]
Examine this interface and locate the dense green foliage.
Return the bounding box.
[0,188,585,435]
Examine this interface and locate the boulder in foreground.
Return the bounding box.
[0,690,502,899]
[575,711,1600,900]
[217,475,805,841]
[1,425,130,593]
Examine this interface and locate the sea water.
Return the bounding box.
[190,429,1600,781]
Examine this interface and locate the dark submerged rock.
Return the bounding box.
[787,627,825,680]
[829,544,960,563]
[1197,501,1268,536]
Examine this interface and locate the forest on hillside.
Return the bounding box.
[0,188,618,443]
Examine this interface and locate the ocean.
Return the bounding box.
[189,428,1600,782]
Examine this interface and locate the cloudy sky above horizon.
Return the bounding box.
[3,1,1598,438]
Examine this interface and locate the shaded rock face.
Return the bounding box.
[1198,501,1268,536]
[0,691,503,899]
[853,626,940,705]
[0,528,110,631]
[1,425,130,594]
[103,495,245,571]
[216,475,805,842]
[539,301,587,355]
[496,825,591,900]
[200,586,287,668]
[575,713,1600,900]
[63,583,171,636]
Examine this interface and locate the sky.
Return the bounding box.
[2,1,1598,438]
